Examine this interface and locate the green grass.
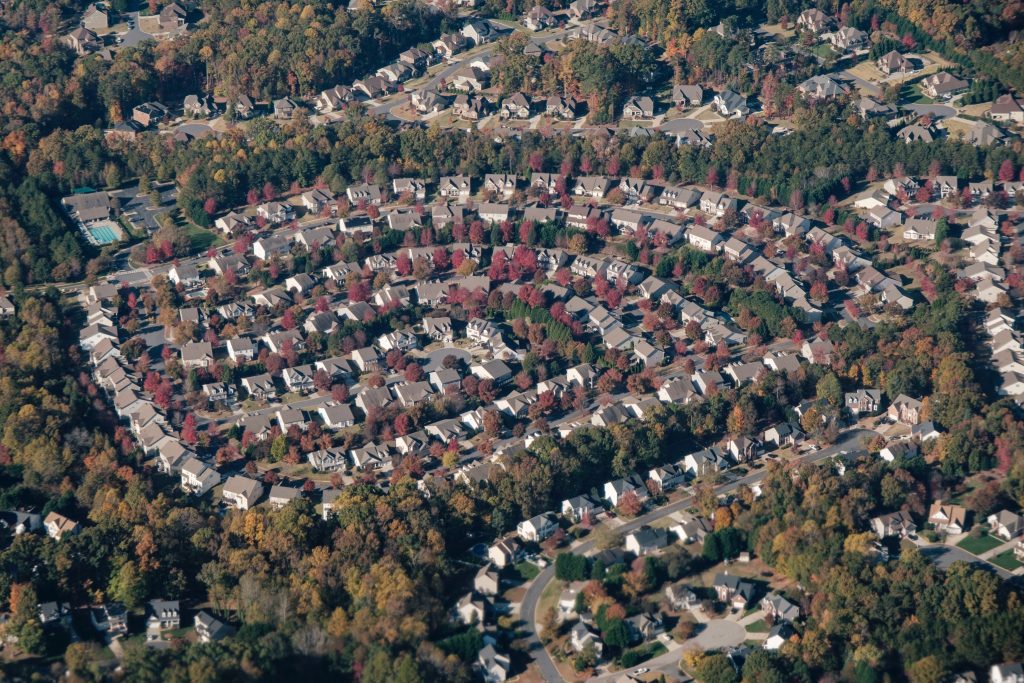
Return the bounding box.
[513,560,540,581]
[989,550,1023,571]
[957,532,1002,556]
[618,641,667,668]
[745,618,770,633]
[182,223,223,252]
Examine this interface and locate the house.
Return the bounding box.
[686,224,724,252]
[624,526,669,556]
[921,72,968,100]
[421,316,453,343]
[63,27,101,55]
[90,602,128,636]
[273,97,298,120]
[625,612,664,643]
[990,94,1024,123]
[763,423,803,449]
[474,563,501,596]
[345,182,382,206]
[214,211,252,235]
[796,8,832,33]
[712,573,756,609]
[169,263,202,289]
[845,388,881,415]
[573,176,613,200]
[82,3,110,30]
[488,536,524,568]
[438,175,472,199]
[450,67,490,93]
[877,50,914,76]
[713,90,750,117]
[434,32,469,60]
[623,95,655,120]
[798,74,850,100]
[316,85,354,113]
[517,512,558,542]
[268,485,300,509]
[561,494,600,523]
[183,94,217,118]
[658,377,696,405]
[146,599,180,638]
[180,457,220,495]
[568,0,600,19]
[222,476,263,510]
[801,338,834,365]
[462,19,500,46]
[887,394,922,425]
[665,581,699,610]
[308,446,348,472]
[903,217,937,241]
[180,342,214,370]
[700,191,738,217]
[500,92,532,120]
[523,5,556,30]
[43,512,80,540]
[988,510,1024,540]
[673,84,704,108]
[879,439,919,462]
[761,593,801,622]
[256,201,294,225]
[824,25,868,51]
[603,474,649,507]
[912,421,940,442]
[458,591,488,627]
[764,623,796,651]
[871,510,917,539]
[195,611,235,643]
[545,95,579,120]
[570,622,604,657]
[131,101,169,128]
[478,644,511,683]
[928,501,968,534]
[376,62,414,84]
[991,664,1024,683]
[483,173,519,199]
[399,46,430,70]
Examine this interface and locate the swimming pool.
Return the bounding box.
[83,221,124,245]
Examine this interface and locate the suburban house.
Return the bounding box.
[871,510,917,539]
[928,501,968,534]
[712,573,756,609]
[517,512,558,542]
[222,476,264,510]
[989,510,1024,540]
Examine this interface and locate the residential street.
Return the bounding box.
[518,428,878,683]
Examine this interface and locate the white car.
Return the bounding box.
[632,669,649,675]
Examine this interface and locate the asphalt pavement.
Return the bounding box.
[517,428,878,683]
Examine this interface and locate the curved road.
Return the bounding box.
[518,428,878,682]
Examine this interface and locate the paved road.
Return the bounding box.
[518,428,877,682]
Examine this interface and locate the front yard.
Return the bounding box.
[989,550,1023,572]
[956,532,1002,556]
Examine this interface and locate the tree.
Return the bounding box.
[110,560,147,610]
[181,413,199,444]
[697,653,740,683]
[816,372,842,407]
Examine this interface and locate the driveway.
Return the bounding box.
[684,619,746,651]
[518,428,879,682]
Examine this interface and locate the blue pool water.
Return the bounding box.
[88,224,122,244]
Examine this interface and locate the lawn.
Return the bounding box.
[745,618,770,633]
[957,532,1002,556]
[618,641,667,668]
[513,560,541,582]
[990,550,1023,571]
[182,223,223,252]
